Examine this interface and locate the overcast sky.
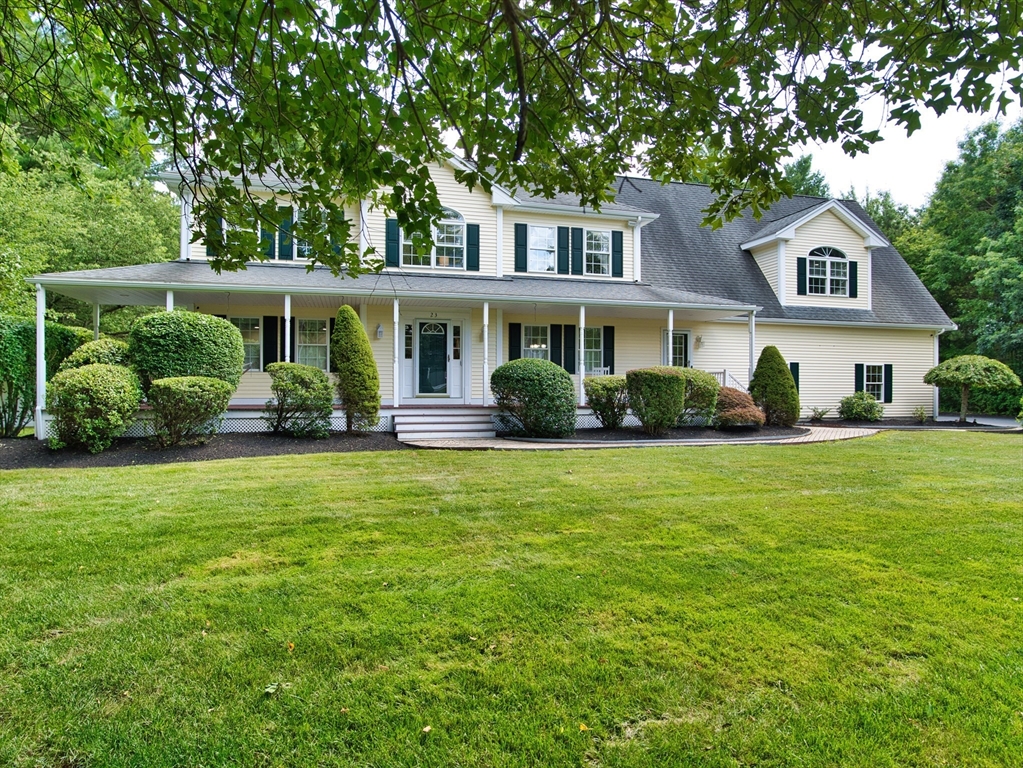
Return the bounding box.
[803,97,1022,209]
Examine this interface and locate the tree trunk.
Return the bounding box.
[959,383,969,423]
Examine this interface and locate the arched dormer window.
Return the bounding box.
[807,246,848,296]
[402,207,465,269]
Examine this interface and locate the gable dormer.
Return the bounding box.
[742,200,888,311]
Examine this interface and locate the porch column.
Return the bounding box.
[165,290,174,312]
[284,294,291,362]
[578,305,586,405]
[35,284,46,440]
[482,302,490,406]
[667,309,674,365]
[392,298,400,407]
[748,310,756,385]
[92,303,100,340]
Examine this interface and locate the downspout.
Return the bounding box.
[933,328,944,418]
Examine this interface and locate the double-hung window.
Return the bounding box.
[808,246,848,296]
[663,330,690,367]
[402,207,465,269]
[297,319,329,371]
[585,229,611,275]
[865,364,884,401]
[583,327,603,373]
[522,325,549,360]
[230,317,261,372]
[528,226,557,273]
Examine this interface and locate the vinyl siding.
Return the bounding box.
[784,210,870,310]
[503,211,634,280]
[750,243,779,297]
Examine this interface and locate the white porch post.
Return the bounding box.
[667,309,674,364]
[92,303,100,340]
[35,284,46,440]
[284,294,292,362]
[482,301,490,406]
[578,305,586,406]
[392,298,400,407]
[165,290,174,312]
[748,310,756,385]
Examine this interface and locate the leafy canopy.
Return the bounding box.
[923,355,1021,391]
[2,0,1020,274]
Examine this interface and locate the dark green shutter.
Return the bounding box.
[557,227,570,274]
[278,207,293,260]
[262,316,279,370]
[385,219,400,267]
[883,364,893,403]
[328,317,337,372]
[849,261,859,298]
[508,322,522,360]
[466,223,480,271]
[789,361,799,392]
[855,363,864,393]
[289,318,296,363]
[571,228,583,275]
[603,326,615,373]
[550,323,563,367]
[261,221,275,259]
[563,324,577,374]
[514,223,527,272]
[279,317,287,362]
[797,257,807,295]
[611,232,624,278]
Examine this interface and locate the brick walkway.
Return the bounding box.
[403,426,880,450]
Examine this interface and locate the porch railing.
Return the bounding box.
[710,369,748,391]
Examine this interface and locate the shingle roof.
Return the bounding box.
[613,177,953,327]
[513,189,657,216]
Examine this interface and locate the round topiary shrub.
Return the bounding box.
[924,354,1021,423]
[676,368,721,426]
[626,366,686,435]
[148,376,234,447]
[584,375,629,430]
[128,311,244,390]
[837,390,884,421]
[47,363,142,453]
[59,338,131,371]
[715,386,765,428]
[491,358,576,438]
[263,362,334,438]
[749,346,800,426]
[331,306,380,432]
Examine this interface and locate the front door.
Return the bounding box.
[418,321,448,395]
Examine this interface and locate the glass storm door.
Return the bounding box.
[418,321,448,395]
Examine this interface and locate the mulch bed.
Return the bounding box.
[0,431,408,470]
[512,425,809,442]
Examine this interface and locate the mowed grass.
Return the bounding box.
[0,432,1021,767]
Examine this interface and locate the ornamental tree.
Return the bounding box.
[923,355,1021,423]
[2,1,1021,274]
[330,306,379,432]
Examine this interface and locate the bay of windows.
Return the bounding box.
[297,319,329,371]
[808,246,848,296]
[402,208,465,269]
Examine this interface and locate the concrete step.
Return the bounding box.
[398,429,497,441]
[396,421,495,433]
[394,415,494,426]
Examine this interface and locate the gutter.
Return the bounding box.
[718,315,957,332]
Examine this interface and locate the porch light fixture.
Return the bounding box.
[376,323,384,339]
[695,335,703,349]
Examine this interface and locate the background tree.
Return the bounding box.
[783,156,830,197]
[923,355,1021,422]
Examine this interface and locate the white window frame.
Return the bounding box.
[807,246,848,296]
[296,318,331,372]
[662,329,691,367]
[864,363,884,401]
[402,207,466,270]
[583,326,603,374]
[522,324,549,360]
[584,228,611,276]
[528,225,557,274]
[229,316,262,372]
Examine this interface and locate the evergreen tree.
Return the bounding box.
[749,346,800,426]
[330,306,380,432]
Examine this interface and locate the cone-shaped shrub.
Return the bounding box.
[47,363,142,452]
[330,306,380,431]
[749,346,800,426]
[626,366,686,435]
[584,375,628,429]
[59,339,130,371]
[924,355,1021,423]
[129,311,244,390]
[716,386,765,428]
[491,358,576,437]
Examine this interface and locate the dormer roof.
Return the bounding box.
[740,199,889,251]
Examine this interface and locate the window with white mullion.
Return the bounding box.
[865,364,884,401]
[528,226,557,273]
[808,246,848,296]
[662,330,690,367]
[585,229,611,275]
[401,207,465,269]
[296,318,330,371]
[583,327,603,373]
[230,317,261,372]
[522,325,549,360]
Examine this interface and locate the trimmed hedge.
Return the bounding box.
[491,358,576,438]
[749,346,800,426]
[129,311,244,389]
[715,386,765,428]
[47,363,142,453]
[626,366,686,435]
[263,362,334,438]
[59,339,130,371]
[584,375,629,430]
[148,376,234,447]
[331,306,380,431]
[837,391,884,421]
[676,368,720,426]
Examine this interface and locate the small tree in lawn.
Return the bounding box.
[749,346,800,426]
[923,355,1021,423]
[330,306,380,432]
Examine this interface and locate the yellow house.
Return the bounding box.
[30,160,954,439]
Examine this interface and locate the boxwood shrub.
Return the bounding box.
[263,362,334,438]
[129,311,244,390]
[676,368,721,426]
[584,375,629,430]
[837,390,884,421]
[59,339,131,371]
[715,386,765,428]
[625,366,686,435]
[47,363,142,453]
[491,358,576,438]
[148,376,234,447]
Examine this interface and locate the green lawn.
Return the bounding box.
[1,432,1021,767]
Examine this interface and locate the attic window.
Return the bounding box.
[807,246,848,296]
